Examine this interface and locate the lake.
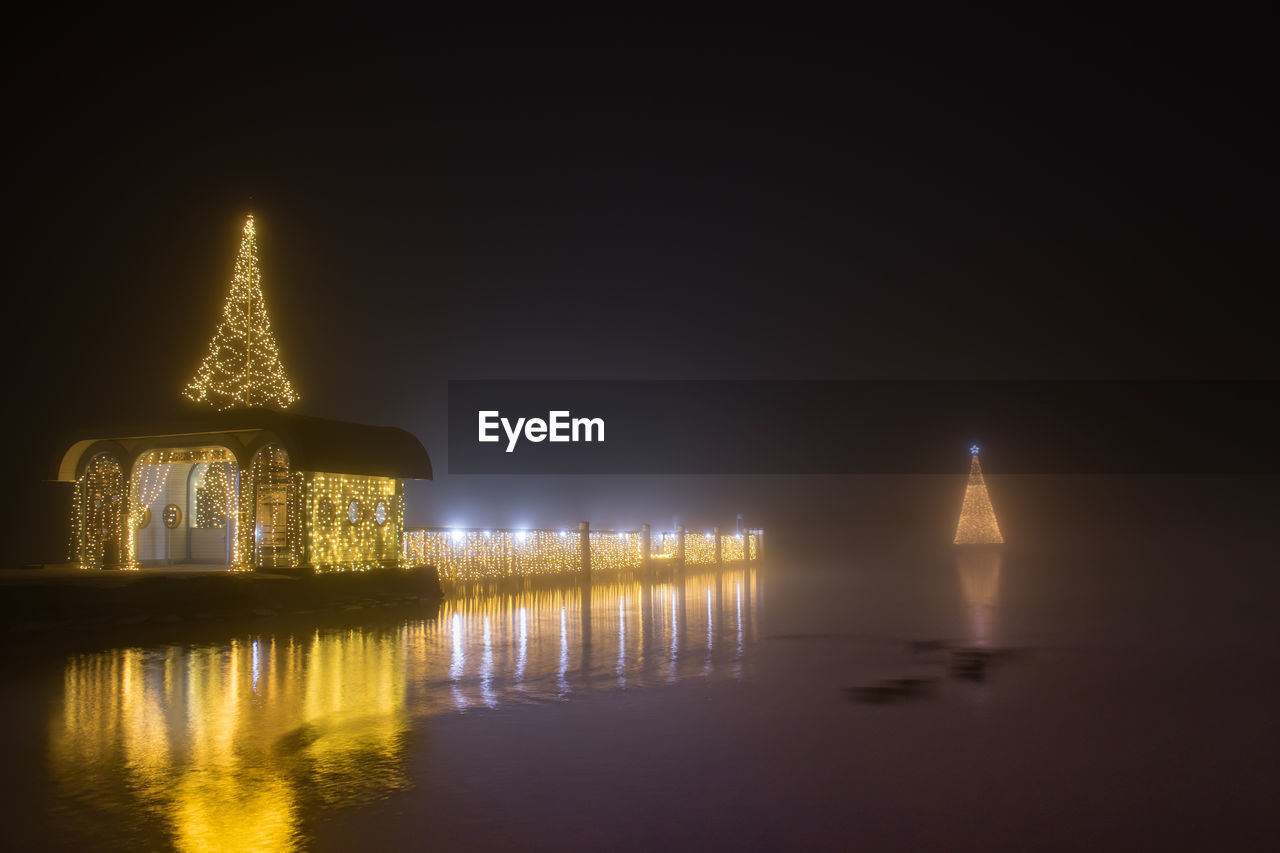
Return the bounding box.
[3,476,1277,851]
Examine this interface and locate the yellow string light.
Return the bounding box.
[721,534,746,562]
[587,531,644,572]
[954,448,1004,544]
[682,532,716,565]
[69,454,126,569]
[306,473,401,571]
[183,215,299,410]
[405,526,761,581]
[133,450,174,518]
[193,461,234,528]
[245,445,299,571]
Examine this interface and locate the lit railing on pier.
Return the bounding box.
[403,527,762,582]
[683,531,717,565]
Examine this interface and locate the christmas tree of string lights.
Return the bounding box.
[954,445,1004,545]
[184,215,299,410]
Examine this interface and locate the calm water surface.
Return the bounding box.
[11,568,760,851]
[5,481,1279,851]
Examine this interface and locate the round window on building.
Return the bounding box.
[374,500,388,526]
[163,504,182,529]
[348,500,361,525]
[136,507,152,529]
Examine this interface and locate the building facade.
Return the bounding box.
[54,409,432,571]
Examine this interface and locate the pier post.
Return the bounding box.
[743,518,751,564]
[714,526,722,565]
[641,523,651,573]
[579,521,591,581]
[677,524,686,570]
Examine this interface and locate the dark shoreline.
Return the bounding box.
[0,566,444,656]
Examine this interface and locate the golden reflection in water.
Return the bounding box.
[416,568,759,710]
[956,548,1003,646]
[54,631,409,852]
[50,568,758,852]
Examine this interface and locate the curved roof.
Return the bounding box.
[52,408,433,481]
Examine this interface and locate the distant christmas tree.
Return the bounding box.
[954,445,1004,545]
[184,215,300,409]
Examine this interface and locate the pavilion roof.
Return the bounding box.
[53,408,433,481]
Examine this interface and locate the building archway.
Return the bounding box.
[71,452,126,568]
[250,444,296,570]
[129,446,239,567]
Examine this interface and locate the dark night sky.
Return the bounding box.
[7,9,1275,544]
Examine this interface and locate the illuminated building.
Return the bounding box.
[53,214,432,571]
[55,410,432,571]
[954,445,1004,545]
[50,213,759,575]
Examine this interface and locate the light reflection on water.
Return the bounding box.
[48,567,759,852]
[956,548,1002,646]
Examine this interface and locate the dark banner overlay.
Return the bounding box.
[448,381,1279,474]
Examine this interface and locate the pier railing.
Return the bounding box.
[403,525,762,582]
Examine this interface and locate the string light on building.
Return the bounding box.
[69,454,125,569]
[132,450,174,522]
[306,473,402,571]
[954,445,1004,545]
[183,215,300,410]
[119,447,241,568]
[194,461,235,528]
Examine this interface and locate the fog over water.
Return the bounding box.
[2,476,1277,851]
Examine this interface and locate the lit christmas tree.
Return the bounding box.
[954,444,1004,545]
[184,215,300,410]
